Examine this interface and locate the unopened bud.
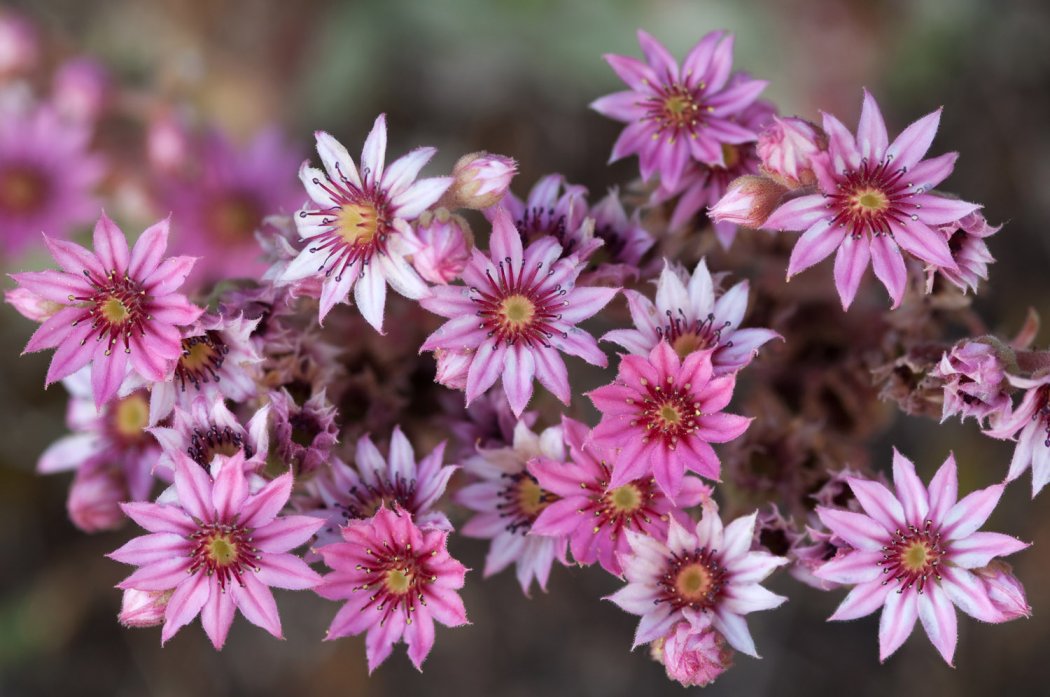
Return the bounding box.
[974,560,1031,622]
[448,152,516,209]
[5,287,63,322]
[406,208,473,284]
[119,589,174,628]
[709,175,787,229]
[757,116,826,188]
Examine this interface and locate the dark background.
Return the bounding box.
[2,0,1050,695]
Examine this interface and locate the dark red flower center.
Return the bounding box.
[189,522,259,590]
[657,547,726,611]
[175,331,229,391]
[656,309,732,359]
[298,171,391,279]
[878,520,944,594]
[0,164,48,214]
[824,157,920,239]
[470,256,567,347]
[630,376,703,449]
[188,423,252,466]
[1034,387,1050,448]
[339,474,418,521]
[70,270,150,356]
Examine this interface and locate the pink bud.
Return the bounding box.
[757,116,826,188]
[449,152,516,209]
[0,11,39,77]
[119,589,173,628]
[434,348,472,390]
[67,461,127,532]
[974,561,1031,622]
[52,57,111,124]
[656,614,734,688]
[405,208,473,284]
[709,175,788,229]
[931,340,1011,424]
[5,287,63,322]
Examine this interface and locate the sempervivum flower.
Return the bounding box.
[589,342,751,496]
[592,30,768,192]
[608,503,788,657]
[760,90,978,310]
[0,104,103,256]
[985,373,1050,496]
[656,610,734,687]
[930,341,1010,425]
[499,173,598,260]
[584,189,655,285]
[279,115,452,331]
[400,208,473,284]
[421,207,618,417]
[528,415,710,576]
[307,426,456,549]
[270,387,339,477]
[13,214,202,408]
[927,211,1001,294]
[316,505,469,672]
[454,420,568,594]
[110,452,324,648]
[156,127,302,286]
[448,151,517,210]
[814,451,1029,665]
[149,396,270,475]
[604,258,779,374]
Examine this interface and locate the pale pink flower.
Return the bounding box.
[279,115,451,331]
[984,373,1050,496]
[401,208,472,284]
[761,90,978,310]
[420,207,617,417]
[603,258,779,374]
[658,611,734,687]
[814,450,1029,665]
[931,341,1010,424]
[13,214,202,408]
[110,452,324,649]
[448,152,517,209]
[118,589,172,628]
[455,420,569,594]
[592,30,767,191]
[499,173,598,260]
[528,415,710,576]
[316,505,469,672]
[756,116,826,188]
[589,341,751,496]
[608,503,788,657]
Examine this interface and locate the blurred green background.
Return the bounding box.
[2,0,1050,695]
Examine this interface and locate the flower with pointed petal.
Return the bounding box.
[761,90,978,310]
[12,214,203,408]
[985,373,1050,496]
[109,452,324,649]
[498,173,599,261]
[814,450,1029,665]
[589,341,751,496]
[454,420,568,594]
[421,207,617,417]
[316,505,469,672]
[278,115,451,331]
[149,395,270,474]
[584,188,655,285]
[528,415,710,576]
[592,30,768,192]
[604,258,778,374]
[608,502,788,658]
[931,340,1010,425]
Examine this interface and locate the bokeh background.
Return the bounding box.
[2,0,1050,695]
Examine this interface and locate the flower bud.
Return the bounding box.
[655,614,734,688]
[119,589,173,628]
[757,116,826,188]
[5,287,63,322]
[927,211,1001,294]
[67,461,127,532]
[708,175,788,229]
[434,348,472,390]
[448,152,516,209]
[406,208,473,284]
[52,57,111,124]
[931,340,1011,424]
[974,561,1031,622]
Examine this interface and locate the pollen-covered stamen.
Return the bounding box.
[352,543,438,627]
[0,164,48,214]
[175,332,229,391]
[656,308,733,359]
[469,257,568,347]
[187,424,252,467]
[878,520,944,594]
[656,547,726,611]
[298,175,391,280]
[578,461,660,536]
[339,475,418,521]
[645,82,706,140]
[69,270,150,356]
[631,376,703,449]
[824,156,922,240]
[188,522,260,591]
[496,471,556,533]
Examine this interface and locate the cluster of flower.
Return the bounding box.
[2,15,1039,688]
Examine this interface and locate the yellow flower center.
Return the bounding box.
[517,476,549,518]
[181,341,218,373]
[337,202,380,245]
[499,294,536,328]
[671,332,704,359]
[112,393,150,439]
[851,188,889,213]
[658,402,682,426]
[100,297,130,324]
[384,568,413,595]
[901,541,932,572]
[207,535,238,566]
[674,563,713,602]
[608,484,642,513]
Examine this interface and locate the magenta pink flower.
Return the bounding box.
[608,504,788,657]
[589,342,751,496]
[13,214,202,408]
[658,611,734,687]
[279,115,451,331]
[761,90,978,310]
[814,450,1029,665]
[603,258,779,374]
[148,395,270,474]
[110,452,324,648]
[931,341,1010,425]
[316,505,469,672]
[455,420,569,594]
[592,30,768,191]
[528,415,710,575]
[985,373,1050,496]
[421,207,617,417]
[585,188,655,285]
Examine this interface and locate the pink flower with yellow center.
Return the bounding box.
[421,207,617,417]
[316,505,469,672]
[760,90,979,310]
[814,450,1029,665]
[110,452,324,649]
[279,114,451,331]
[589,341,751,496]
[13,214,202,408]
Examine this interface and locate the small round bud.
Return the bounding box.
[448,152,516,209]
